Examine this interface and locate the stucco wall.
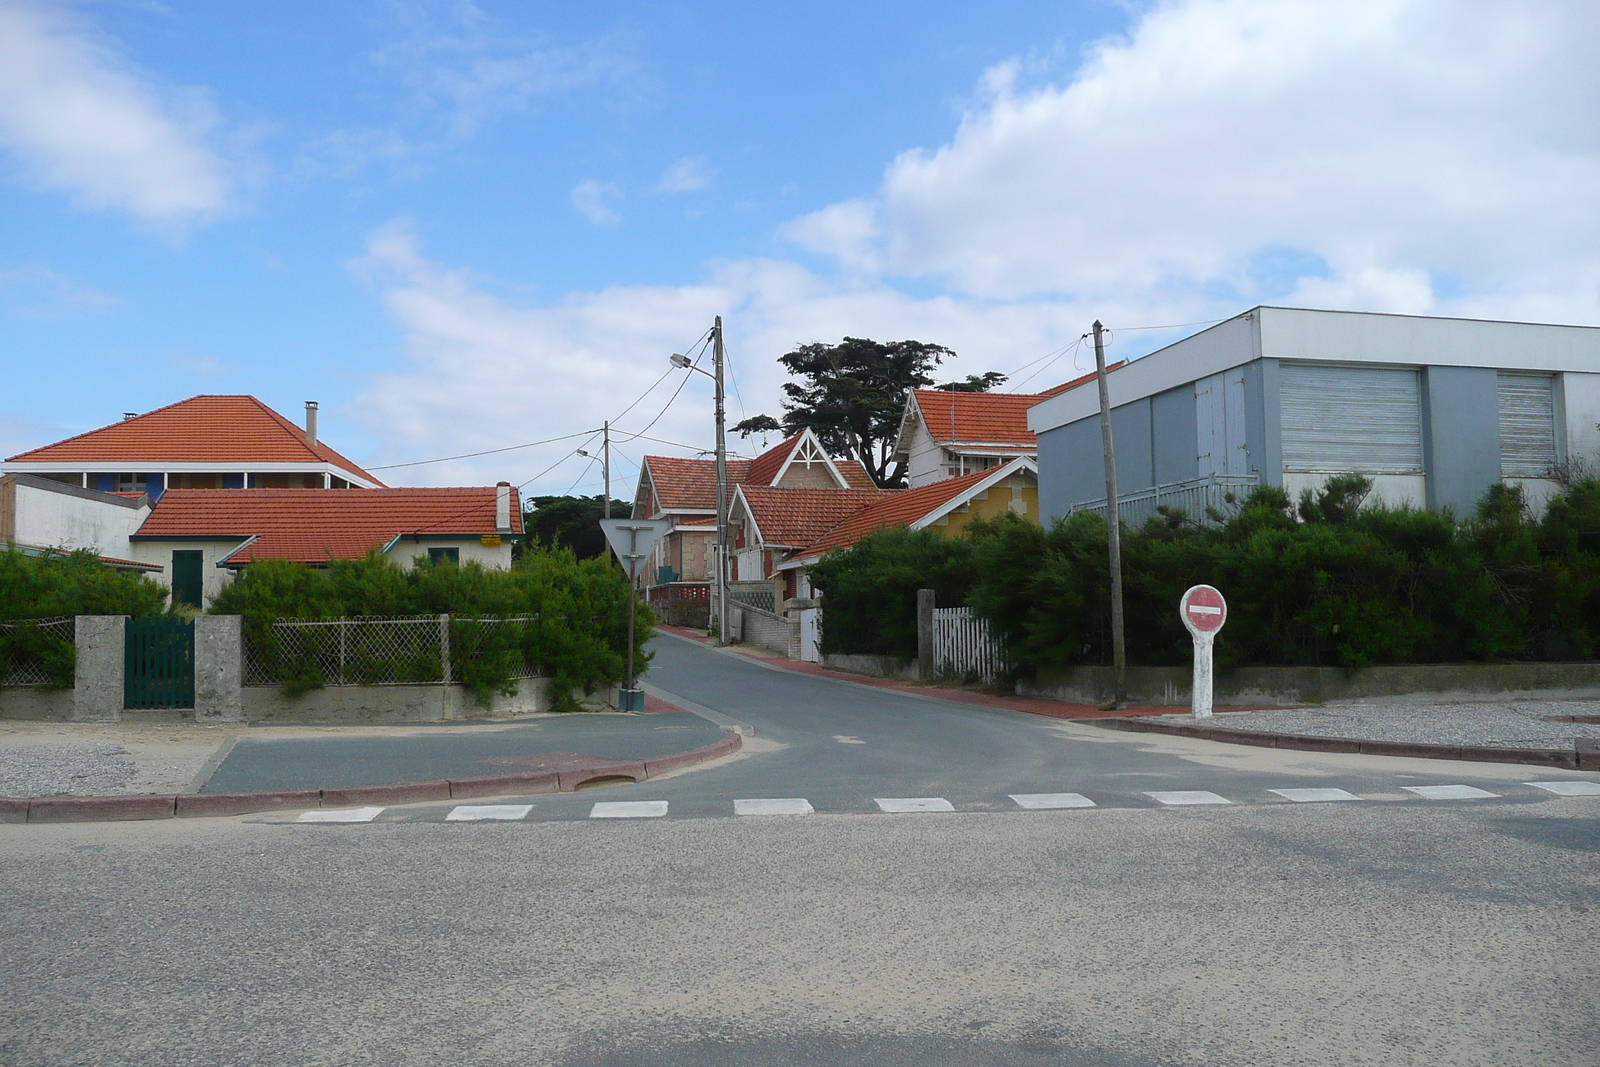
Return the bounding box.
[127,539,248,605]
[928,473,1039,534]
[6,477,149,557]
[387,538,514,571]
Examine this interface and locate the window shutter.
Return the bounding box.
[1498,373,1557,478]
[1280,363,1423,473]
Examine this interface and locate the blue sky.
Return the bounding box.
[3,0,1598,494]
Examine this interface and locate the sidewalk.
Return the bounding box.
[0,693,742,822]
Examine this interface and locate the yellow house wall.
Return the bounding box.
[927,476,1039,536]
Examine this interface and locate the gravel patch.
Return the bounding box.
[1154,700,1600,749]
[0,743,138,797]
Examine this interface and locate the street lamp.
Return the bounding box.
[669,318,730,645]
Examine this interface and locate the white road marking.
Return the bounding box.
[1269,787,1361,803]
[446,804,533,821]
[734,798,815,816]
[1144,790,1231,806]
[875,797,955,813]
[297,807,384,823]
[589,801,669,818]
[833,735,865,745]
[1010,793,1096,810]
[1403,784,1499,800]
[1526,781,1600,797]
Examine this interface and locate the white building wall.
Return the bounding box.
[902,418,949,487]
[387,539,515,570]
[10,478,149,557]
[127,539,247,605]
[1563,371,1600,465]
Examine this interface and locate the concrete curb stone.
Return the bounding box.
[2,729,743,823]
[27,795,178,822]
[1099,717,1580,769]
[177,789,322,818]
[448,771,560,799]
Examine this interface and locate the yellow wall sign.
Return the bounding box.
[480,533,502,547]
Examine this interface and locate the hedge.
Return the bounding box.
[207,548,652,708]
[0,548,169,687]
[810,475,1600,675]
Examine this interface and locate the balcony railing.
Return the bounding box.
[1069,474,1259,527]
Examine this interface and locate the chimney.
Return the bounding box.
[304,401,319,446]
[495,481,512,533]
[122,412,138,420]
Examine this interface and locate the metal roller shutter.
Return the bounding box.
[1497,373,1557,477]
[1280,363,1423,473]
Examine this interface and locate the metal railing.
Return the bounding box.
[244,614,538,687]
[0,616,75,687]
[1070,474,1259,527]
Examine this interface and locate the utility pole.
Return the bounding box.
[712,316,730,646]
[1093,320,1127,708]
[602,420,611,519]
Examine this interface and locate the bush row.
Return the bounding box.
[0,549,170,686]
[208,549,652,708]
[809,476,1600,674]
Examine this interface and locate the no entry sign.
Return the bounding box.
[1180,585,1227,636]
[1179,585,1227,719]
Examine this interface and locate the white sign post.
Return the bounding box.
[599,518,671,711]
[1179,584,1227,719]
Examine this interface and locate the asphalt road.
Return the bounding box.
[1,632,1597,1066]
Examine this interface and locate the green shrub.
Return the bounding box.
[208,548,651,709]
[0,549,169,687]
[810,476,1600,675]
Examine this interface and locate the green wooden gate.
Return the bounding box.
[125,618,195,710]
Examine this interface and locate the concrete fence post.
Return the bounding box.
[72,615,126,722]
[438,613,451,683]
[194,614,243,722]
[916,589,936,681]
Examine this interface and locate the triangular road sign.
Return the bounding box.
[598,518,672,579]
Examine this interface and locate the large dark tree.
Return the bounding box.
[737,337,966,488]
[519,495,633,561]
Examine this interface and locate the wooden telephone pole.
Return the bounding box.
[1092,320,1127,708]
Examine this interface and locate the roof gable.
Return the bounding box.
[735,485,885,548]
[5,395,383,486]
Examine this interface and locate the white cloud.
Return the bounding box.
[779,200,882,275]
[0,264,121,317]
[0,0,232,229]
[657,156,713,194]
[346,221,1145,489]
[570,179,621,226]
[828,0,1600,321]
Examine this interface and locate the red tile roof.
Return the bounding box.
[6,395,383,486]
[641,434,878,514]
[132,487,520,565]
[739,486,885,548]
[908,365,1125,449]
[792,467,1001,562]
[744,434,802,487]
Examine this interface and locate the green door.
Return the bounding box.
[171,550,204,608]
[125,618,195,710]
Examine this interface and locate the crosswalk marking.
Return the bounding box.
[1403,784,1499,800]
[1270,787,1361,803]
[1144,790,1231,806]
[734,798,814,816]
[875,797,955,813]
[298,806,384,823]
[590,800,669,819]
[1525,781,1600,796]
[1010,793,1095,810]
[446,804,533,821]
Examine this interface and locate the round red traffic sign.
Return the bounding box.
[1180,584,1227,635]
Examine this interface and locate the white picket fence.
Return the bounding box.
[932,607,1007,682]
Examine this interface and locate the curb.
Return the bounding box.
[1097,716,1593,770]
[0,730,743,824]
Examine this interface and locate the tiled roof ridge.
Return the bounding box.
[5,393,251,462]
[794,465,999,561]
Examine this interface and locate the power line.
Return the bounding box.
[366,429,596,471]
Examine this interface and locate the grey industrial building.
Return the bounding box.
[1027,306,1600,524]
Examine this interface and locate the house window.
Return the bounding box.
[428,547,460,565]
[1498,373,1558,478]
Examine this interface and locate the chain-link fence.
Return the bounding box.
[243,614,539,687]
[0,616,75,687]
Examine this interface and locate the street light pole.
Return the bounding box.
[712,316,730,647]
[1092,320,1127,709]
